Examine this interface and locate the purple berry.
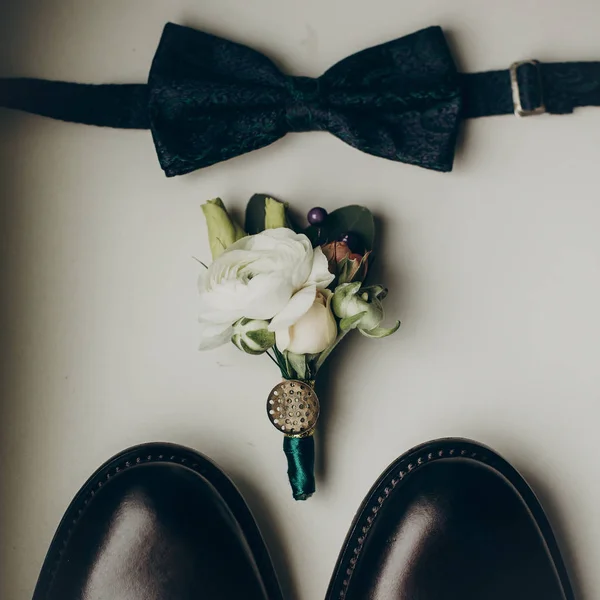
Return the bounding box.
[307,207,328,225]
[339,232,360,252]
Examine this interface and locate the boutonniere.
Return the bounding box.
[198,195,400,500]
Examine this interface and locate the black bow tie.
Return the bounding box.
[149,24,461,175]
[2,22,600,176]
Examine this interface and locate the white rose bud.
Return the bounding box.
[232,318,275,355]
[276,290,338,355]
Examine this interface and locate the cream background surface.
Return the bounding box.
[1,1,599,599]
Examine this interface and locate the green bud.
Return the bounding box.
[201,198,246,259]
[232,318,275,355]
[332,283,400,339]
[264,197,288,229]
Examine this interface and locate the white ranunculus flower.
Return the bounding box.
[276,290,338,354]
[198,228,334,350]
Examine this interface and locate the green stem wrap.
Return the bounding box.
[283,436,315,501]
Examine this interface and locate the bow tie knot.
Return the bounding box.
[285,76,323,132]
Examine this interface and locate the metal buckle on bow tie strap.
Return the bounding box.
[510,60,546,117]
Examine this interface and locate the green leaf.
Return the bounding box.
[305,205,375,252]
[245,194,270,235]
[359,321,401,339]
[286,352,307,380]
[340,311,367,331]
[304,354,320,381]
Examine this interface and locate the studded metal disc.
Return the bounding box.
[267,380,320,437]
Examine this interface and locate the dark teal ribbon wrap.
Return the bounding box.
[283,436,315,501]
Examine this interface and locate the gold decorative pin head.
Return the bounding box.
[267,380,320,437]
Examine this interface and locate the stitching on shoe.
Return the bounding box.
[42,453,198,599]
[337,445,493,599]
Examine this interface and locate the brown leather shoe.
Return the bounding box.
[33,443,282,600]
[327,438,574,600]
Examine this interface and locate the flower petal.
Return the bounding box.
[275,327,291,352]
[268,284,316,331]
[286,300,338,355]
[243,275,295,320]
[359,321,401,339]
[198,321,234,350]
[197,228,330,335]
[308,246,335,289]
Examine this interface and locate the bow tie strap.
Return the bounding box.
[0,78,150,128]
[462,61,600,117]
[2,23,600,176]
